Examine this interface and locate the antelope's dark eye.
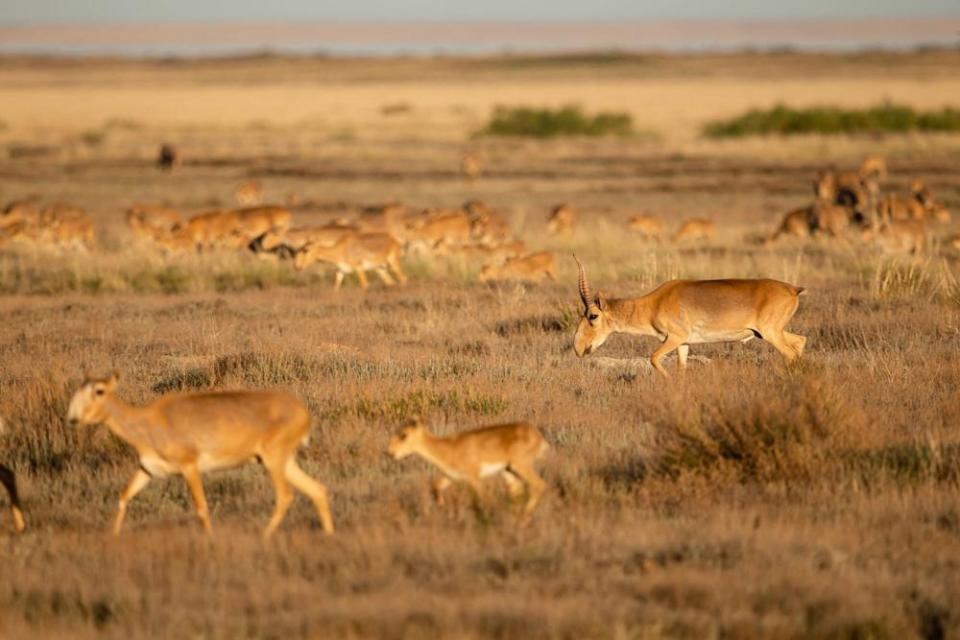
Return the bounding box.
[95,388,105,396]
[588,314,599,321]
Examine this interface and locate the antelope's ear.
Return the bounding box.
[595,292,608,311]
[107,370,120,390]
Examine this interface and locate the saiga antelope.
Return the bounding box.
[547,204,576,234]
[479,251,556,283]
[572,256,806,375]
[294,232,407,290]
[627,214,665,240]
[388,418,548,518]
[673,218,716,243]
[66,372,334,538]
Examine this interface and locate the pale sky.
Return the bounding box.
[2,0,958,23]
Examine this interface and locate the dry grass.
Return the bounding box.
[1,51,959,639]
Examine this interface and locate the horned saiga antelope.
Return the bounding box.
[572,257,806,375]
[67,373,334,538]
[388,418,548,518]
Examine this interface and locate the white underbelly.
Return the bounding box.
[479,462,507,478]
[140,454,179,478]
[685,329,756,344]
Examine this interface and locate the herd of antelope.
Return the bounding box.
[0,152,954,537]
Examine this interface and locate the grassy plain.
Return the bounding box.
[1,51,959,639]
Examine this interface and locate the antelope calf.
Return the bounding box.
[67,372,334,538]
[479,251,556,283]
[294,232,407,290]
[573,257,806,375]
[547,204,576,235]
[388,419,548,517]
[234,179,265,206]
[673,218,715,243]
[627,214,664,240]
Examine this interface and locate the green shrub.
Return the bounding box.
[704,102,960,138]
[479,104,633,138]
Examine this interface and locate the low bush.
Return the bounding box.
[479,104,633,138]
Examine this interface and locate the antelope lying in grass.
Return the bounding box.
[479,251,556,283]
[878,181,951,225]
[627,214,664,240]
[458,240,527,264]
[0,420,26,533]
[572,256,806,375]
[294,232,407,290]
[547,204,576,234]
[673,218,715,243]
[66,372,334,538]
[388,418,548,518]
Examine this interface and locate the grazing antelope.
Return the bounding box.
[0,201,94,250]
[232,206,292,242]
[405,209,473,254]
[466,200,512,245]
[547,204,576,235]
[294,232,407,290]
[461,152,482,181]
[388,418,548,517]
[174,210,241,251]
[627,214,665,240]
[126,204,182,242]
[673,218,715,243]
[479,251,556,283]
[572,256,806,375]
[766,206,814,245]
[234,179,265,206]
[862,218,927,255]
[157,143,181,171]
[66,372,334,538]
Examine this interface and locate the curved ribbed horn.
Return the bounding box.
[573,254,597,313]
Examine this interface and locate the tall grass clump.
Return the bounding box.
[704,102,960,138]
[479,104,634,138]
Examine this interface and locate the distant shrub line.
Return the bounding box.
[479,104,634,138]
[704,102,960,137]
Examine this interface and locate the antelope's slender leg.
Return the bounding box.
[113,468,151,536]
[677,344,690,370]
[0,465,25,534]
[182,465,213,536]
[432,475,452,505]
[500,470,525,500]
[355,268,370,290]
[509,463,546,517]
[374,268,396,286]
[388,257,407,285]
[262,459,294,540]
[333,271,345,291]
[651,335,685,376]
[285,459,334,534]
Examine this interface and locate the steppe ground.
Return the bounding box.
[1,51,960,639]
